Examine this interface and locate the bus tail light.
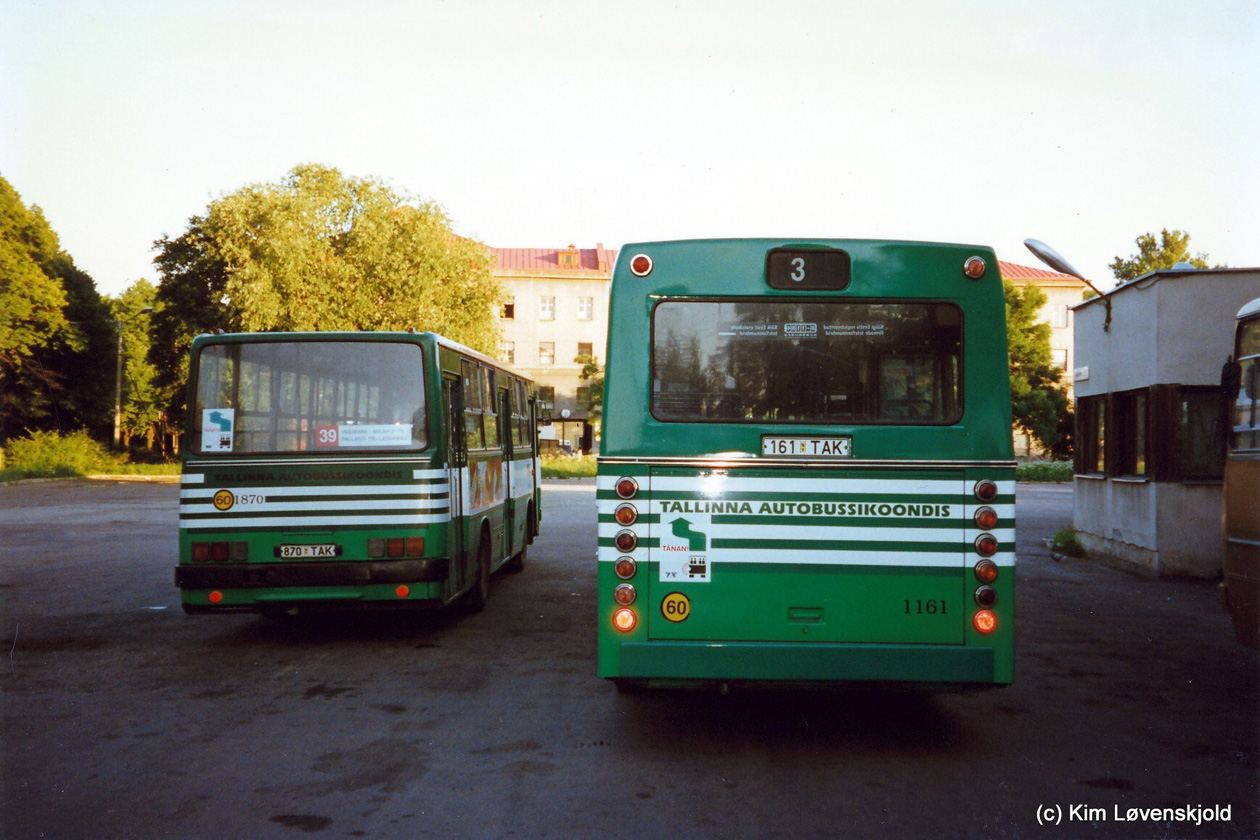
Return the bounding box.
[614,503,638,526]
[192,541,248,562]
[973,609,997,634]
[973,506,998,530]
[208,591,223,604]
[974,559,999,583]
[614,584,637,606]
[615,477,639,499]
[973,479,999,502]
[370,537,426,559]
[614,557,638,580]
[615,530,638,553]
[613,608,638,632]
[406,537,425,556]
[396,585,410,599]
[974,534,999,557]
[974,585,997,608]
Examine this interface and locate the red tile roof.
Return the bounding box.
[998,260,1078,281]
[491,245,618,273]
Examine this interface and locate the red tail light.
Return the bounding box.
[973,506,999,530]
[614,584,637,606]
[615,530,638,553]
[973,609,997,634]
[613,608,637,632]
[974,534,999,557]
[615,477,639,499]
[974,479,999,502]
[614,504,638,526]
[614,557,638,580]
[974,559,999,583]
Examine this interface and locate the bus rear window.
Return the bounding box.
[193,341,427,454]
[651,300,962,425]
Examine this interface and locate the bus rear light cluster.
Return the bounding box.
[970,482,1001,634]
[368,536,425,559]
[612,476,642,631]
[191,541,248,563]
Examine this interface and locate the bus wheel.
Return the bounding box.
[505,540,526,574]
[465,532,491,612]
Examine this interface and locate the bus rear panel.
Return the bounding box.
[597,240,1015,688]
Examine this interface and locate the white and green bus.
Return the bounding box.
[175,331,540,615]
[597,239,1015,690]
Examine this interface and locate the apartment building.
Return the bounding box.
[491,244,615,454]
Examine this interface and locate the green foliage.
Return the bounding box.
[3,430,117,476]
[1015,460,1073,482]
[1109,229,1222,283]
[150,165,503,433]
[112,280,162,439]
[0,175,115,442]
[1005,281,1071,455]
[576,353,604,430]
[1047,527,1086,557]
[540,454,597,479]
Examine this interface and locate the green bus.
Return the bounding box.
[597,239,1015,690]
[175,331,540,615]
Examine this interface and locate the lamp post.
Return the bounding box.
[114,307,153,448]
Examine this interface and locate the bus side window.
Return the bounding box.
[482,367,499,448]
[462,359,484,450]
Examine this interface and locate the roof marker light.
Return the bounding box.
[963,256,987,279]
[630,254,654,277]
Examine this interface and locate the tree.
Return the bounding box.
[1005,281,1071,456]
[150,165,503,436]
[1109,229,1223,283]
[576,353,604,433]
[111,280,162,447]
[1,175,114,442]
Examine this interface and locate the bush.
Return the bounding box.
[1016,460,1073,482]
[1047,527,1086,557]
[2,430,120,478]
[540,454,597,479]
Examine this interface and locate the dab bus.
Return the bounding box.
[175,331,541,615]
[1223,297,1260,648]
[597,239,1015,690]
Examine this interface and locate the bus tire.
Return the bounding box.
[465,528,492,612]
[526,501,538,544]
[504,540,526,574]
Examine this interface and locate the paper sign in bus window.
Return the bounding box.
[201,409,235,453]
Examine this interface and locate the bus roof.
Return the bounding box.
[190,331,529,380]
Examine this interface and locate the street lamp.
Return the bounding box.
[114,307,153,448]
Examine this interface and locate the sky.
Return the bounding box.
[2,0,1258,298]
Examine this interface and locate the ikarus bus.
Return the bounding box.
[597,239,1015,690]
[175,331,540,615]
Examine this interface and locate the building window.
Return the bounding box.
[539,296,555,321]
[538,386,555,413]
[1077,395,1106,474]
[539,342,555,366]
[576,342,593,361]
[1051,304,1069,329]
[1052,348,1069,372]
[578,296,594,321]
[559,247,580,268]
[1181,389,1225,479]
[500,298,515,319]
[500,341,514,365]
[577,386,592,410]
[1114,389,1148,477]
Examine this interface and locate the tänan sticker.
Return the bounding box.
[658,513,711,583]
[201,409,235,453]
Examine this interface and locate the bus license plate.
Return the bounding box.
[277,544,340,559]
[761,436,853,458]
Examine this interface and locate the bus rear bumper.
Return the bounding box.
[614,640,1002,685]
[175,558,449,590]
